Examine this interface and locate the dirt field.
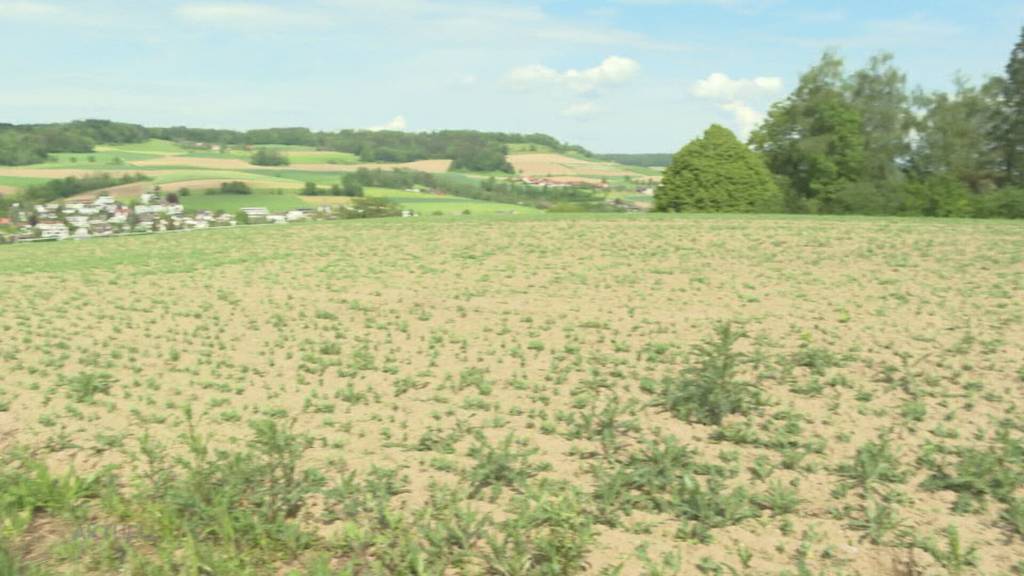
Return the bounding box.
[67,181,156,201]
[0,215,1022,575]
[509,153,655,178]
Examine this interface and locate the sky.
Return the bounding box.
[0,0,1021,152]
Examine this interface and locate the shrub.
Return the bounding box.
[656,124,781,213]
[837,437,907,493]
[250,148,290,166]
[466,433,547,497]
[654,322,761,425]
[484,483,594,576]
[218,181,252,195]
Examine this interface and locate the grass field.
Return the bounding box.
[0,140,657,215]
[363,186,542,215]
[0,214,1021,575]
[180,191,310,212]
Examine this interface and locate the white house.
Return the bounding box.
[36,222,69,240]
[66,215,90,229]
[134,205,168,215]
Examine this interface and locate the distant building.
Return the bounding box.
[241,207,270,223]
[36,222,69,240]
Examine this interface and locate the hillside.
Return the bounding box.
[0,138,658,216]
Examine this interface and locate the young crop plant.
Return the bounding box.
[483,483,595,576]
[652,322,762,426]
[921,430,1024,512]
[466,432,550,498]
[916,525,979,576]
[753,479,802,516]
[836,436,907,495]
[848,499,905,545]
[1005,498,1024,538]
[60,372,115,403]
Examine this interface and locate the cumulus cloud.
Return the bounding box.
[691,72,782,138]
[368,115,407,132]
[691,72,782,100]
[504,56,639,93]
[0,1,61,18]
[719,101,764,138]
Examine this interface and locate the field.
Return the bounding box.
[180,191,311,213]
[0,140,659,215]
[0,214,1022,575]
[508,153,660,180]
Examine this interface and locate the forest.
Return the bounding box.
[0,122,582,173]
[654,28,1024,218]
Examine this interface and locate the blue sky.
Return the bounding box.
[1,0,1020,152]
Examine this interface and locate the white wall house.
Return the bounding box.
[36,222,69,240]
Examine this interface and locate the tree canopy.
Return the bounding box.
[747,29,1024,218]
[656,124,780,213]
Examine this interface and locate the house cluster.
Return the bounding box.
[1,191,246,243]
[0,188,420,244]
[520,177,610,189]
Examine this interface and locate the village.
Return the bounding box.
[0,191,336,244]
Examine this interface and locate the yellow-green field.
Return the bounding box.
[0,139,657,215]
[1,214,1022,575]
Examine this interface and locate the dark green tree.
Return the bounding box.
[995,26,1024,185]
[846,53,912,183]
[656,124,781,213]
[341,174,364,197]
[912,76,1003,195]
[750,51,864,212]
[250,148,290,166]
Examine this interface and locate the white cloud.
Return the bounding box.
[562,102,600,118]
[505,56,639,93]
[691,73,781,138]
[719,101,763,138]
[177,3,316,26]
[368,115,407,131]
[691,72,782,100]
[0,1,61,18]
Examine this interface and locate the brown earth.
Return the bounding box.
[0,216,1021,575]
[508,153,654,178]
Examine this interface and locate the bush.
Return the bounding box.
[218,181,252,195]
[250,148,290,166]
[24,173,150,203]
[654,322,761,425]
[656,124,781,213]
[970,187,1024,218]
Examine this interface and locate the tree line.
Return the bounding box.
[0,121,587,174]
[338,168,608,210]
[658,27,1024,218]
